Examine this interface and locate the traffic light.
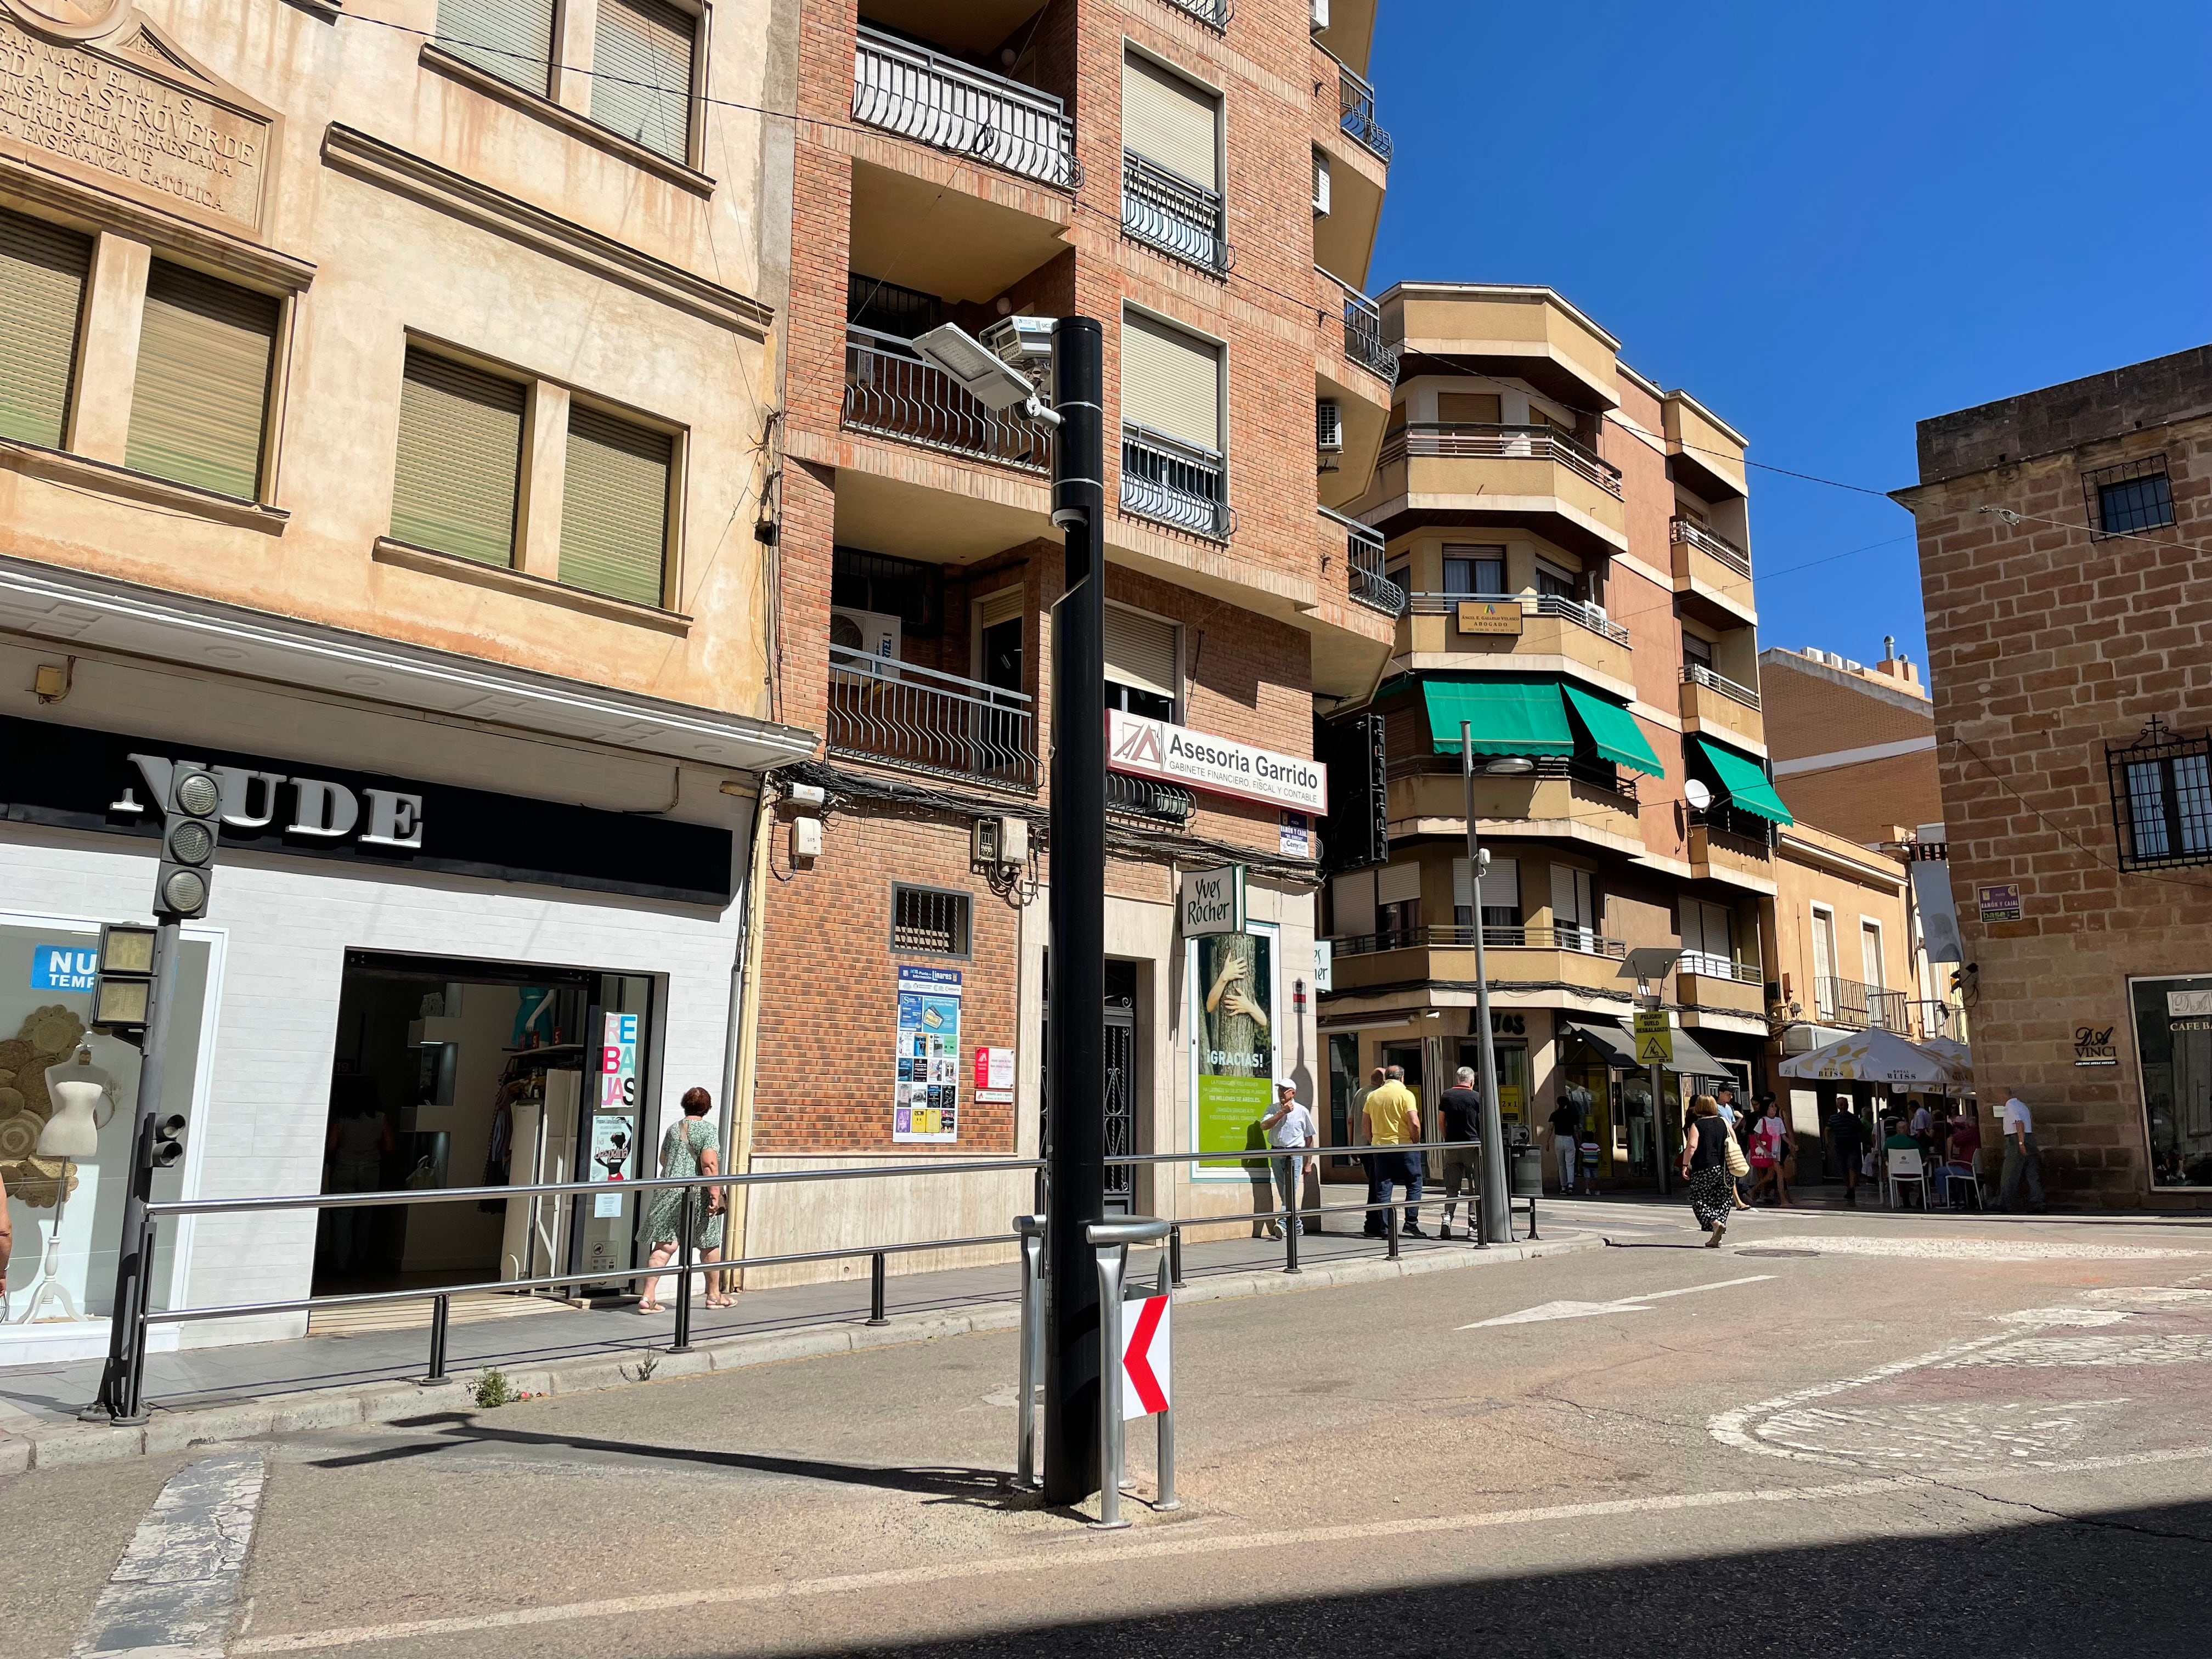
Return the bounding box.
[151,1114,187,1169]
[155,761,221,919]
[91,921,157,1034]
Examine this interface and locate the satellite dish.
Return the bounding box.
[1683,778,1713,811]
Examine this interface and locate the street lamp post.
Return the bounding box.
[1462,723,1526,1245]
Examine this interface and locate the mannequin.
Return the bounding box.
[21,1047,115,1322]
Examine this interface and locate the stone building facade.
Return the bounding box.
[1896,344,2212,1208]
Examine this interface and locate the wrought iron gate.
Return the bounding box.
[1103,998,1135,1212]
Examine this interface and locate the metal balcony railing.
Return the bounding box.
[1679,952,1763,985]
[1325,505,1404,616]
[1670,516,1752,578]
[852,25,1079,189]
[827,645,1038,789]
[1329,925,1626,960]
[1321,268,1397,380]
[1681,661,1762,710]
[1383,423,1624,499]
[1403,590,1631,646]
[1121,150,1231,272]
[1121,421,1234,539]
[1158,0,1232,26]
[1689,804,1774,852]
[843,327,1053,472]
[1815,976,1910,1033]
[1108,771,1197,824]
[1328,49,1392,162]
[1387,751,1637,803]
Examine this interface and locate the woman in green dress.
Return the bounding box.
[639,1087,731,1311]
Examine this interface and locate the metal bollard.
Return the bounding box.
[420,1293,450,1386]
[1386,1209,1400,1260]
[1525,1193,1539,1242]
[1013,1215,1046,1489]
[1152,1254,1180,1512]
[1283,1168,1301,1275]
[1094,1238,1130,1530]
[668,1196,695,1355]
[865,1251,889,1327]
[1169,1225,1184,1289]
[1475,1188,1490,1250]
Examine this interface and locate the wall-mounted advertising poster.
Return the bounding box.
[894,966,963,1143]
[1189,922,1277,1178]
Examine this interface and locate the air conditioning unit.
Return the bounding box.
[1317,399,1344,453]
[830,606,901,669]
[1312,148,1331,215]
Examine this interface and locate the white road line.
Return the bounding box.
[1460,1274,1774,1329]
[72,1449,266,1659]
[230,1448,2212,1656]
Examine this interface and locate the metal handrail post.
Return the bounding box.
[421,1294,450,1386]
[119,1212,156,1423]
[1152,1254,1179,1511]
[1093,1238,1128,1529]
[866,1251,889,1327]
[1014,1215,1046,1489]
[668,1197,695,1356]
[1168,1225,1184,1288]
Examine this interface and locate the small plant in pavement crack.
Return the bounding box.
[470,1367,540,1408]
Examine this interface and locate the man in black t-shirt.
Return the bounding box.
[1437,1066,1483,1239]
[1548,1096,1585,1193]
[1827,1104,1867,1205]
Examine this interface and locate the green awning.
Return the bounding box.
[1560,685,1666,778]
[1420,679,1574,758]
[1694,737,1795,825]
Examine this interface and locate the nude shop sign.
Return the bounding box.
[0,714,732,905]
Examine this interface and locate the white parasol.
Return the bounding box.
[1778,1026,1973,1086]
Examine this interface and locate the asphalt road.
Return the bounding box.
[8,1202,2212,1659]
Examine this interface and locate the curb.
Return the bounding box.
[0,1232,1599,1472]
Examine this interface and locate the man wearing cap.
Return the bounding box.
[1261,1077,1317,1238]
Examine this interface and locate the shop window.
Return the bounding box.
[561,404,674,607]
[590,0,696,165]
[2132,974,2212,1188]
[893,885,971,956]
[2083,454,2174,539]
[0,206,91,449]
[127,261,279,501]
[2109,718,2212,871]
[390,348,527,568]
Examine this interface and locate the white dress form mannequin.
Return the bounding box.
[21,1049,115,1323]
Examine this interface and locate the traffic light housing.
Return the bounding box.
[156,761,221,919]
[91,921,157,1034]
[151,1114,187,1169]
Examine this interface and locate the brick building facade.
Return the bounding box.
[1897,344,2212,1208]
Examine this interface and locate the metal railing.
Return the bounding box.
[1670,516,1751,578]
[1122,421,1234,539]
[1910,1000,1965,1041]
[1108,770,1196,824]
[1815,976,1911,1032]
[1681,661,1762,710]
[1678,952,1763,985]
[827,644,1039,789]
[1121,149,1231,272]
[1157,0,1232,26]
[1327,47,1392,162]
[1388,750,1637,802]
[843,326,1053,472]
[1328,924,1628,959]
[1321,267,1397,380]
[1403,590,1631,645]
[1325,505,1404,616]
[1689,804,1775,852]
[1383,423,1623,499]
[851,25,1079,189]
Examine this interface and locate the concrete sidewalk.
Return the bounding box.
[0,1220,1599,1472]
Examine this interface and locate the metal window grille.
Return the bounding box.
[893,886,972,956]
[845,274,940,338]
[2108,716,2212,870]
[2083,454,2175,538]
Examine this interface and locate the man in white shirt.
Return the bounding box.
[1998,1090,2046,1212]
[1261,1077,1318,1238]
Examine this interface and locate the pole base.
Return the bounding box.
[863,1318,890,1328]
[1090,1516,1133,1531]
[1153,1498,1183,1513]
[664,1343,693,1357]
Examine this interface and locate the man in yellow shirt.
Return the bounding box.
[1361,1064,1425,1238]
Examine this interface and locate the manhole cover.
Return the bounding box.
[1735,1248,1818,1258]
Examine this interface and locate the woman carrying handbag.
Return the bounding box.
[1681,1094,1741,1247]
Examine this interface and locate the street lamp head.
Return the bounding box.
[912,323,1041,413]
[1481,756,1536,776]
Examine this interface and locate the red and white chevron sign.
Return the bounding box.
[1120,1293,1172,1420]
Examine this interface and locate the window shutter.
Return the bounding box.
[561,403,673,606]
[1103,603,1178,703]
[1122,53,1217,187]
[1121,313,1220,452]
[0,208,89,449]
[1312,148,1331,214]
[1549,865,1590,927]
[591,0,695,164]
[1375,861,1421,907]
[1454,856,1517,911]
[1331,870,1375,938]
[126,261,276,500]
[390,348,525,567]
[978,586,1025,632]
[1437,392,1501,424]
[436,0,556,95]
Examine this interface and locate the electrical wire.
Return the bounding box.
[1947,733,2212,896]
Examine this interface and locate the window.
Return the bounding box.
[1860,920,1884,989]
[1811,906,1838,1015]
[0,206,89,448]
[1104,602,1178,721]
[1683,632,1714,672]
[1311,147,1330,214]
[2084,454,2174,538]
[436,0,556,96]
[1443,544,1505,596]
[126,261,278,500]
[1681,899,1735,978]
[1122,52,1218,189]
[2110,719,2212,870]
[590,0,695,164]
[1121,312,1228,535]
[2129,974,2212,1188]
[1375,860,1421,947]
[833,546,943,635]
[1453,855,1520,933]
[561,403,673,606]
[1550,865,1595,951]
[1436,392,1500,425]
[391,348,526,566]
[893,886,970,956]
[846,274,940,339]
[1534,559,1578,601]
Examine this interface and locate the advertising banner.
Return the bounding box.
[895,966,963,1143]
[592,1012,641,1216]
[1190,923,1277,1176]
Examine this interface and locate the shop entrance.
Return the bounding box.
[318,952,656,1299]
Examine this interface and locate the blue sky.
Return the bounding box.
[1368,1,2212,672]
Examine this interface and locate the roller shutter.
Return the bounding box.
[1122,53,1217,186]
[1104,603,1178,703]
[978,586,1025,631]
[389,348,525,567]
[126,261,277,500]
[1331,869,1375,938]
[1453,856,1519,912]
[1121,313,1220,452]
[437,0,556,95]
[561,403,673,606]
[591,0,695,163]
[1375,861,1421,907]
[0,208,89,449]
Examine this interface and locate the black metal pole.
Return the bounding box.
[88,916,180,1424]
[1043,315,1107,1508]
[866,1250,889,1326]
[669,1197,695,1355]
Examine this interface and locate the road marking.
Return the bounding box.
[71,1448,266,1659]
[229,1448,2212,1655]
[1737,1237,2204,1262]
[1460,1274,1774,1329]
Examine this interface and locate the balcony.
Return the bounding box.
[1327,47,1391,162]
[1395,591,1633,689]
[1670,517,1755,625]
[826,646,1037,789]
[1815,977,1910,1034]
[1121,421,1233,540]
[1158,0,1231,26]
[843,327,1053,472]
[852,25,1079,190]
[1122,150,1230,273]
[1679,661,1764,749]
[1109,771,1196,825]
[1677,958,1766,1024]
[1326,507,1404,617]
[1688,812,1775,891]
[1384,752,1642,849]
[1324,926,1627,998]
[1324,269,1397,381]
[1908,1000,1965,1041]
[1372,424,1627,559]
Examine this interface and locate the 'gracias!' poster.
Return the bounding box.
[893,965,963,1143]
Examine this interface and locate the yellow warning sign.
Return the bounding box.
[1632,1011,1673,1066]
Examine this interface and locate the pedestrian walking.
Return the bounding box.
[1712,1080,1752,1210]
[1361,1064,1425,1238]
[1826,1102,1866,1205]
[1261,1077,1317,1239]
[1998,1088,2047,1212]
[641,1087,730,1312]
[1547,1088,1582,1195]
[1679,1093,1736,1246]
[1750,1094,1793,1206]
[1440,1066,1484,1236]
